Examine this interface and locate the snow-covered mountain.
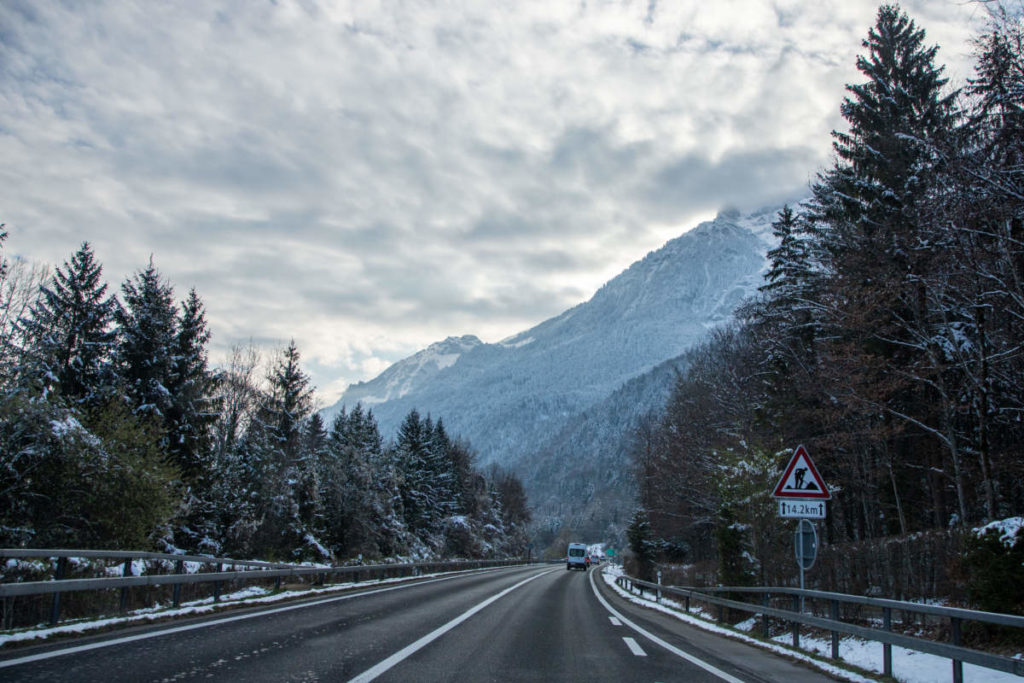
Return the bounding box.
[323,208,779,476]
[340,334,484,406]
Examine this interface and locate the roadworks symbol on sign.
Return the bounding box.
[773,445,831,499]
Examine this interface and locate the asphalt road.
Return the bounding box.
[0,565,839,682]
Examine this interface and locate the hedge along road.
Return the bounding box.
[0,564,837,682]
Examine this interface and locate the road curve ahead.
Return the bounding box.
[0,565,837,682]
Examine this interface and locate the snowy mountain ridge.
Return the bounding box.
[343,334,483,406]
[323,207,780,472]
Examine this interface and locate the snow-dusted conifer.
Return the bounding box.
[115,259,178,421]
[26,242,115,403]
[266,339,314,462]
[393,408,437,534]
[166,288,219,481]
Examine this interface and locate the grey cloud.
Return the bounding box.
[644,147,819,216]
[548,125,648,186]
[0,0,984,402]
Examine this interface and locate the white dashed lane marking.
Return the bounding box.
[623,637,647,657]
[609,617,622,626]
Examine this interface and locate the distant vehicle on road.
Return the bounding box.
[566,543,588,571]
[590,553,601,565]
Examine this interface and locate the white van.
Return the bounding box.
[566,543,588,571]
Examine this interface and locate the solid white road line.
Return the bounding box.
[348,568,557,683]
[609,616,623,626]
[0,568,518,670]
[589,570,744,683]
[623,636,647,656]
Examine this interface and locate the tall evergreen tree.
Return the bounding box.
[968,8,1024,172]
[429,418,458,517]
[393,409,433,533]
[818,3,958,250]
[26,242,116,403]
[811,2,959,336]
[806,4,967,528]
[297,412,327,538]
[165,288,218,481]
[245,341,317,560]
[265,339,314,463]
[115,259,178,421]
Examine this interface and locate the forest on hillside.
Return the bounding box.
[0,237,529,562]
[628,3,1024,610]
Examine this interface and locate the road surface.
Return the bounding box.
[0,565,837,682]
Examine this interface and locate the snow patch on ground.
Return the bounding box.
[434,352,460,369]
[500,336,535,348]
[0,570,475,648]
[601,565,1020,683]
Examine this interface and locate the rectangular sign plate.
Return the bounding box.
[778,499,826,519]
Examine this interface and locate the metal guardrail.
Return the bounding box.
[0,548,526,628]
[615,575,1024,682]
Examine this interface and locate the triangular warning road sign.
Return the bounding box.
[773,445,831,499]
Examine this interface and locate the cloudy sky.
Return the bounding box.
[0,0,985,405]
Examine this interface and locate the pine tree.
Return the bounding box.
[428,418,458,517]
[714,505,755,587]
[297,412,327,538]
[323,407,378,558]
[394,409,436,534]
[968,8,1024,172]
[115,259,178,421]
[265,340,314,463]
[806,4,967,528]
[819,3,958,252]
[26,242,116,404]
[165,288,218,481]
[626,508,655,581]
[811,3,959,328]
[351,405,408,556]
[754,205,821,369]
[233,341,319,560]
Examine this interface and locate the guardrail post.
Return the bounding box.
[883,607,892,677]
[792,594,800,649]
[951,617,963,683]
[49,556,68,626]
[685,592,690,613]
[172,560,185,608]
[830,599,840,660]
[762,593,769,639]
[120,558,132,612]
[213,563,222,603]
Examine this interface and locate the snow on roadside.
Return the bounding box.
[0,570,468,648]
[601,565,1020,683]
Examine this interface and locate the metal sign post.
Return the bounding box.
[774,446,829,611]
[794,519,817,611]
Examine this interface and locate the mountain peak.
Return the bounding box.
[324,205,785,455]
[327,334,484,412]
[430,334,483,352]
